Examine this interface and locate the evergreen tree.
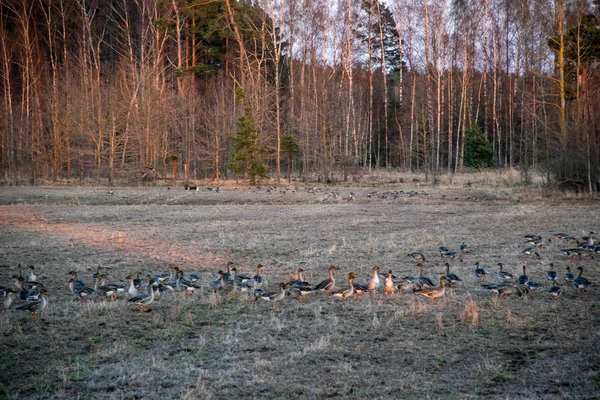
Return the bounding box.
[229,88,269,184]
[464,125,493,169]
[353,0,402,72]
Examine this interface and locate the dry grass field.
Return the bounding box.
[0,177,599,399]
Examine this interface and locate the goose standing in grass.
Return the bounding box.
[438,246,450,256]
[522,248,540,259]
[525,279,540,295]
[256,283,287,309]
[417,277,449,302]
[415,263,435,289]
[210,270,234,292]
[94,275,120,301]
[1,291,14,311]
[28,265,37,282]
[152,282,163,304]
[127,280,155,312]
[396,277,418,294]
[564,266,575,283]
[125,275,140,298]
[288,284,313,303]
[474,262,488,282]
[442,262,462,285]
[517,265,530,285]
[252,264,264,287]
[231,267,251,285]
[366,266,381,293]
[16,295,47,321]
[286,268,312,290]
[14,276,30,301]
[384,270,395,296]
[548,286,562,299]
[68,270,86,288]
[493,284,525,299]
[222,261,236,282]
[69,278,94,302]
[314,265,338,293]
[497,263,515,282]
[573,267,592,294]
[546,263,559,284]
[331,273,356,302]
[175,269,201,296]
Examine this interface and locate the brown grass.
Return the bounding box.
[0,185,598,399]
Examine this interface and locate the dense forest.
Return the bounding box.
[0,0,599,190]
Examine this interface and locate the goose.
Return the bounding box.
[497,263,514,282]
[16,295,47,321]
[366,266,381,293]
[573,266,592,293]
[175,269,201,296]
[460,242,469,254]
[442,262,462,285]
[384,270,395,296]
[417,277,449,302]
[222,261,236,282]
[517,265,529,285]
[474,262,488,281]
[256,283,287,309]
[414,263,436,289]
[69,278,94,302]
[152,283,163,304]
[286,268,312,290]
[492,284,525,299]
[561,248,583,260]
[438,246,450,256]
[93,276,119,301]
[252,264,265,287]
[28,265,37,282]
[68,270,87,288]
[548,286,562,299]
[125,275,140,298]
[396,277,418,294]
[1,291,14,311]
[522,248,540,259]
[564,266,575,283]
[231,267,252,284]
[546,264,558,283]
[288,284,313,303]
[525,238,543,248]
[331,273,356,302]
[127,280,155,312]
[14,276,30,301]
[313,265,338,293]
[525,279,540,295]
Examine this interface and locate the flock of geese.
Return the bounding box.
[0,231,596,319]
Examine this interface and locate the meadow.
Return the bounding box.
[0,174,598,399]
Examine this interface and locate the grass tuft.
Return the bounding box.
[460,298,480,329]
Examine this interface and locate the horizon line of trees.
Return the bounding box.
[0,0,599,191]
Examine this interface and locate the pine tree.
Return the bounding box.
[229,88,269,185]
[464,125,493,169]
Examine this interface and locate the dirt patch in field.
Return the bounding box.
[0,186,598,399]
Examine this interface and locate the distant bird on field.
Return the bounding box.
[474,262,488,281]
[497,263,514,282]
